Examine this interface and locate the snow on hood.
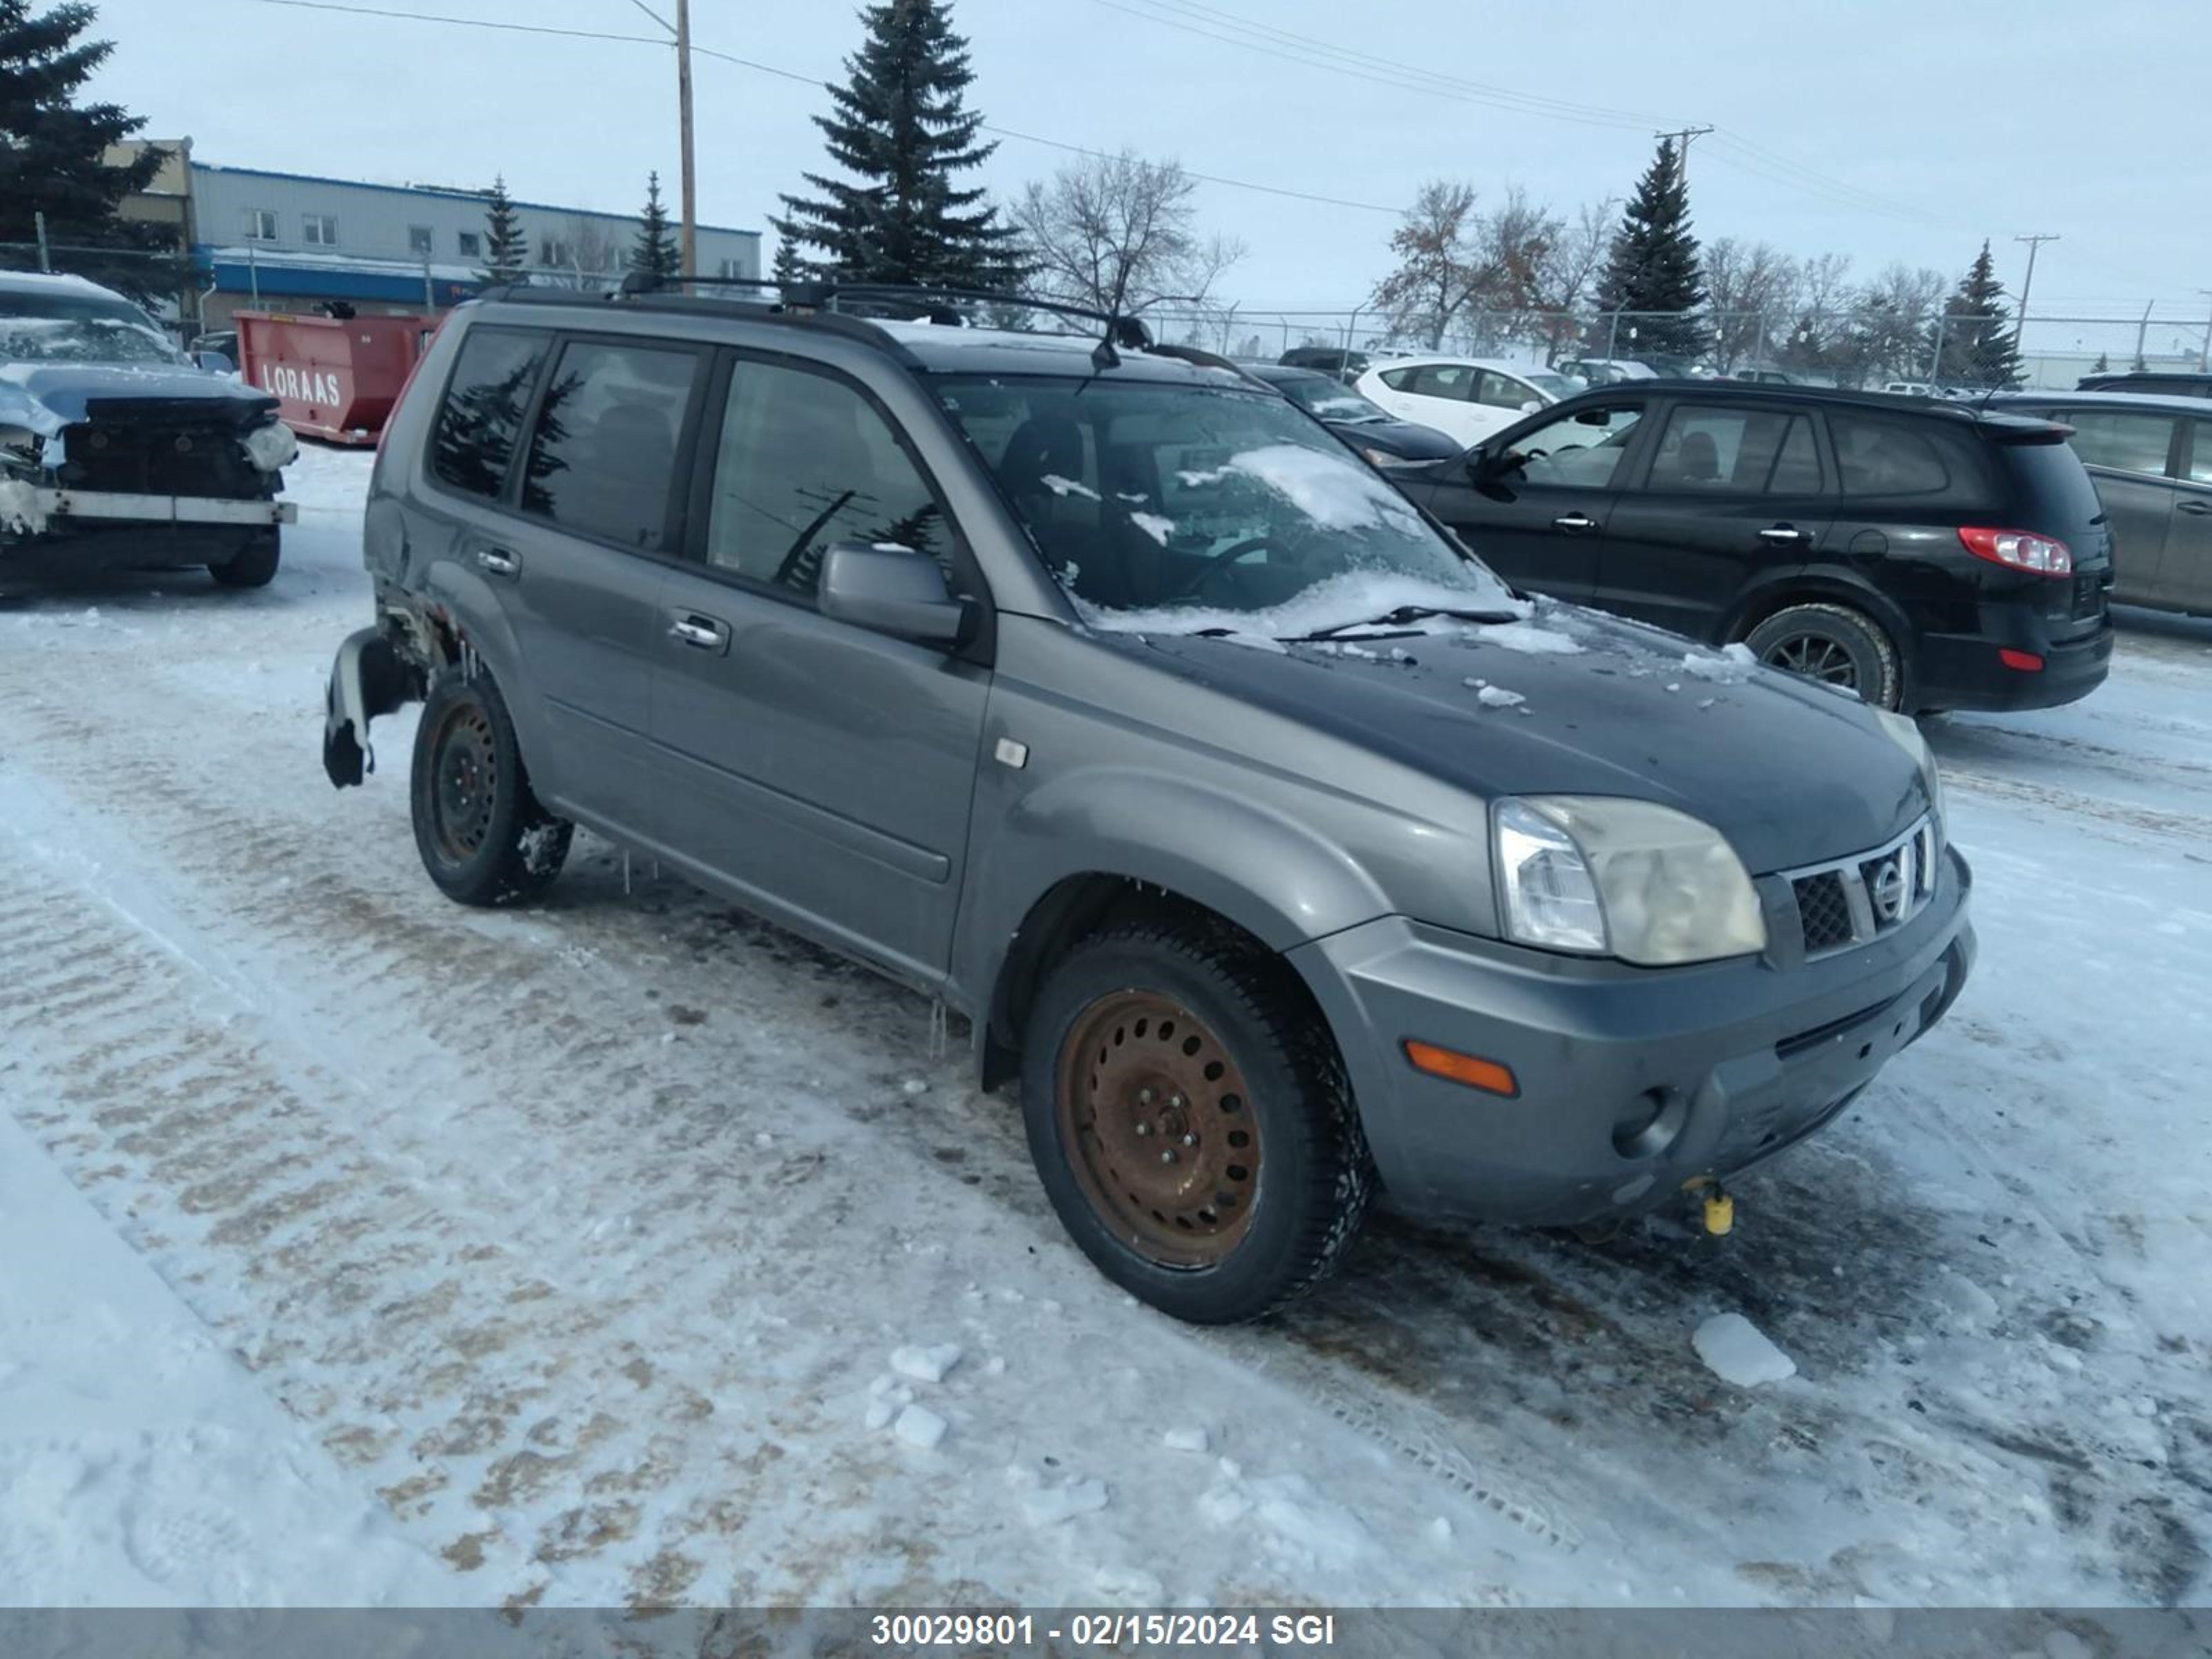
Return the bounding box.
[0,362,276,431]
[1072,570,1529,641]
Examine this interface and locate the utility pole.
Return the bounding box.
[2012,233,2058,351]
[2198,290,2212,373]
[1653,124,1715,182]
[676,0,697,283]
[32,211,50,272]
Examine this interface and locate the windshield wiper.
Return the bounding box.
[1291,603,1519,641]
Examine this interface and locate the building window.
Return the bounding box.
[408,225,434,256]
[717,259,744,279]
[457,230,481,259]
[303,214,338,246]
[244,208,278,241]
[538,237,573,270]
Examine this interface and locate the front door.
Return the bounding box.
[1597,399,1835,640]
[1412,400,1649,602]
[648,354,991,982]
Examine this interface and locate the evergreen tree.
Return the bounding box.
[1593,138,1711,359]
[2090,350,2109,374]
[478,176,527,285]
[772,0,1023,289]
[1929,241,2023,388]
[771,235,811,290]
[0,2,171,294]
[630,171,679,282]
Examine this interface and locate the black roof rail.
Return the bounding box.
[476,276,926,368]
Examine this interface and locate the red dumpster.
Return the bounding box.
[235,310,438,446]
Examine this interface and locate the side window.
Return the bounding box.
[1647,406,1821,494]
[1408,364,1474,400]
[1830,414,1953,496]
[2190,422,2212,487]
[2060,409,2175,478]
[1474,371,1533,410]
[705,359,951,600]
[1378,366,1416,391]
[430,328,554,500]
[518,339,700,551]
[1503,404,1644,488]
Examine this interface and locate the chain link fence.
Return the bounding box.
[1145,302,2212,393]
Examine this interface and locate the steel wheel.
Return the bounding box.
[1763,632,1859,688]
[427,700,499,864]
[1054,990,1259,1269]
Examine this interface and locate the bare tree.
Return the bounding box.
[1703,237,1799,369]
[1528,197,1613,362]
[1015,150,1246,318]
[1848,263,1949,384]
[536,216,627,291]
[1448,185,1556,353]
[1370,180,1483,350]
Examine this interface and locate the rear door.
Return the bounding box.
[1595,398,1835,640]
[2041,404,2180,606]
[2167,420,2212,612]
[1409,399,1649,602]
[478,330,708,836]
[1371,363,1488,446]
[648,351,992,982]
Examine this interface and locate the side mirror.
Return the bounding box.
[1519,399,1542,414]
[818,542,973,646]
[196,350,236,374]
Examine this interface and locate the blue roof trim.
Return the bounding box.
[204,254,479,306]
[190,162,759,238]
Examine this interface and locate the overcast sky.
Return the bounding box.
[84,0,2212,339]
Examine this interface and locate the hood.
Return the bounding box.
[0,362,278,431]
[1324,414,1462,462]
[1109,602,1927,874]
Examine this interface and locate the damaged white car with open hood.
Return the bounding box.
[0,271,297,594]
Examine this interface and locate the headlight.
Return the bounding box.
[1494,796,1768,966]
[1357,444,1417,469]
[242,420,299,474]
[1874,708,1946,853]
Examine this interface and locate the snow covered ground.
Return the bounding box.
[0,443,2206,1609]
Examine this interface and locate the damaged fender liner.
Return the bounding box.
[324,626,420,788]
[6,487,297,533]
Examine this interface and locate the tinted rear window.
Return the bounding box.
[431,328,552,499]
[518,339,700,550]
[1831,413,1958,496]
[2000,438,2109,547]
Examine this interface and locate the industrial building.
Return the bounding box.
[111,139,761,328]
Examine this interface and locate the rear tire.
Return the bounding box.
[1021,924,1373,1324]
[410,668,572,906]
[1745,601,1901,710]
[208,528,281,588]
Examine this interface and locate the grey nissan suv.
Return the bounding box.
[322,281,1975,1324]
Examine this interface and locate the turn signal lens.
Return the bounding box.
[1403,1040,1519,1097]
[1959,525,2072,575]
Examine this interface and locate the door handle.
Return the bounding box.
[2178,500,2211,516]
[476,546,521,577]
[1552,512,1598,533]
[1759,525,1811,543]
[668,614,729,649]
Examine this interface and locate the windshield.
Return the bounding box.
[1,291,180,365]
[937,374,1516,631]
[1274,373,1390,424]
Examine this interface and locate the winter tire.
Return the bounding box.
[1745,601,1902,710]
[1022,924,1374,1324]
[410,668,572,906]
[208,529,281,588]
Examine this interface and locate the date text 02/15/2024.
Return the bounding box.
[868,1613,1340,1648]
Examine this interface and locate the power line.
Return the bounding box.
[243,0,1407,216]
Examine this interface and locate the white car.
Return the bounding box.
[1353,357,1574,448]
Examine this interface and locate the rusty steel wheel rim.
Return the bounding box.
[1055,991,1260,1268]
[429,701,498,863]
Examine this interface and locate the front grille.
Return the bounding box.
[62,422,263,498]
[1784,816,1938,961]
[1792,870,1856,954]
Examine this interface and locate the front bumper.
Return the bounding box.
[322,624,420,787]
[1291,847,1975,1226]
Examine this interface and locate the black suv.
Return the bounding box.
[1395,383,2114,712]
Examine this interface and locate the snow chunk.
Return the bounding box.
[1021,1477,1109,1526]
[0,479,47,537]
[893,1403,947,1450]
[1161,1427,1209,1454]
[1127,512,1176,546]
[1075,570,1524,643]
[1040,473,1099,500]
[890,1343,962,1385]
[863,1398,897,1431]
[899,1076,930,1097]
[1933,1273,2000,1329]
[1693,1313,1797,1386]
[1683,646,1754,681]
[1476,621,1582,655]
[1474,685,1526,710]
[1219,631,1289,655]
[1094,1564,1165,1604]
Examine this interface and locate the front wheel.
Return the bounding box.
[1021,924,1373,1324]
[1744,601,1902,710]
[208,528,281,588]
[409,668,572,906]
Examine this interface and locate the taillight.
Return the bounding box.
[1958,525,2072,575]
